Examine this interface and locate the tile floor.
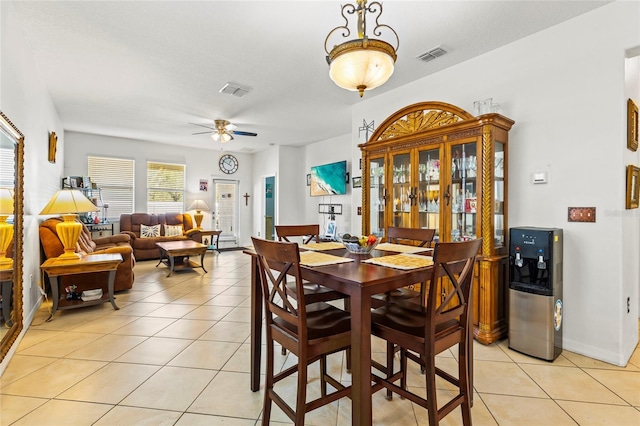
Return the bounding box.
[1,250,639,425]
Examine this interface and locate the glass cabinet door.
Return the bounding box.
[494,142,505,247]
[450,142,478,242]
[391,152,412,228]
[417,147,440,242]
[368,157,386,237]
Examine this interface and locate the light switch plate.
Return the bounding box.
[568,207,596,223]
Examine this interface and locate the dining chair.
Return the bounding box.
[251,237,352,425]
[370,239,482,426]
[275,224,351,364]
[372,226,436,305]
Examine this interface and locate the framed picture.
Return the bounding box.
[626,165,639,209]
[628,99,638,152]
[48,131,57,163]
[306,173,311,186]
[352,176,362,188]
[199,179,208,191]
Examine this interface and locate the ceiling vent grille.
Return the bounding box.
[240,147,255,152]
[416,46,447,63]
[219,82,252,97]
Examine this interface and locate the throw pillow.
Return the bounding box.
[164,224,183,237]
[140,224,160,238]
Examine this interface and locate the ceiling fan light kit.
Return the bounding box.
[324,0,399,97]
[192,119,257,143]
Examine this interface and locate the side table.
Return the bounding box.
[40,253,123,321]
[199,229,222,253]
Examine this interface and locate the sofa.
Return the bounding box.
[119,212,203,260]
[39,217,135,292]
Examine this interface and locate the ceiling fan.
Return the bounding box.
[191,119,257,143]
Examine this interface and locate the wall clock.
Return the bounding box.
[219,154,239,174]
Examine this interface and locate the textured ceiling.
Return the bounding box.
[10,1,609,153]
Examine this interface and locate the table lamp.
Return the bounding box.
[39,189,99,260]
[188,199,210,229]
[0,188,14,269]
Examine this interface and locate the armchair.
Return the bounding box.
[39,217,135,292]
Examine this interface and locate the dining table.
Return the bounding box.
[244,242,438,426]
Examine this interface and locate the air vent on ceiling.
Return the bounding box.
[416,46,447,63]
[241,147,255,152]
[219,82,252,97]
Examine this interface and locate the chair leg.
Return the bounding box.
[459,335,472,426]
[262,338,274,425]
[320,355,328,397]
[385,341,395,400]
[424,352,438,426]
[295,356,308,425]
[344,298,352,372]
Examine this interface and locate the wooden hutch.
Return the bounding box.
[359,101,514,344]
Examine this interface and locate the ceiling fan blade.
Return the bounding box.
[232,130,258,137]
[192,130,214,135]
[190,122,218,131]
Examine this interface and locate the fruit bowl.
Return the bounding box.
[339,234,379,254]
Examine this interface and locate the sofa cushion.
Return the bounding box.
[140,224,161,238]
[164,224,183,237]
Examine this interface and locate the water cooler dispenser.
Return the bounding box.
[508,227,563,361]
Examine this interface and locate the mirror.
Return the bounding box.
[0,111,24,363]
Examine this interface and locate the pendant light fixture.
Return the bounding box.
[324,0,399,97]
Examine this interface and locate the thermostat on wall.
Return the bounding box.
[532,171,548,184]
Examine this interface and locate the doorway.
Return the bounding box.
[212,179,239,246]
[264,175,275,240]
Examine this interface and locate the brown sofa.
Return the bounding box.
[119,212,202,260]
[39,217,135,292]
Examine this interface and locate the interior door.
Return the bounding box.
[212,179,239,246]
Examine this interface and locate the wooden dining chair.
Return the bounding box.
[251,237,351,425]
[373,226,436,305]
[370,239,482,426]
[275,224,351,361]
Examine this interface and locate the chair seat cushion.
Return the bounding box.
[371,302,460,339]
[274,302,350,341]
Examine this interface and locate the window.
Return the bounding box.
[88,156,134,221]
[147,162,185,214]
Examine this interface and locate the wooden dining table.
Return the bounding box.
[244,245,435,426]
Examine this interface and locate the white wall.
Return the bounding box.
[304,134,353,237]
[64,132,255,247]
[351,1,640,365]
[0,1,64,375]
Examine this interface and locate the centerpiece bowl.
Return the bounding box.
[339,234,379,254]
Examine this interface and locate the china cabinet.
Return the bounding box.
[360,101,514,344]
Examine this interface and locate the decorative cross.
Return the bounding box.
[359,119,375,141]
[243,192,250,206]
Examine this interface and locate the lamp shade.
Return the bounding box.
[39,189,99,215]
[328,39,396,97]
[0,187,14,215]
[188,199,210,212]
[212,132,233,143]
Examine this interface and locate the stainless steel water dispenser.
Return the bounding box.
[508,227,563,361]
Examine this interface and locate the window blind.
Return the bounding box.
[88,156,134,221]
[147,161,185,214]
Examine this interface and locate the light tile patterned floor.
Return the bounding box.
[1,251,639,425]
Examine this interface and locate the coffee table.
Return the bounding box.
[156,240,208,277]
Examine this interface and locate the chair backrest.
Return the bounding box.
[387,227,435,247]
[427,239,482,330]
[252,237,307,339]
[275,224,319,245]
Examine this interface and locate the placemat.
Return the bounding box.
[299,251,355,267]
[375,242,433,254]
[363,253,433,270]
[299,241,345,251]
